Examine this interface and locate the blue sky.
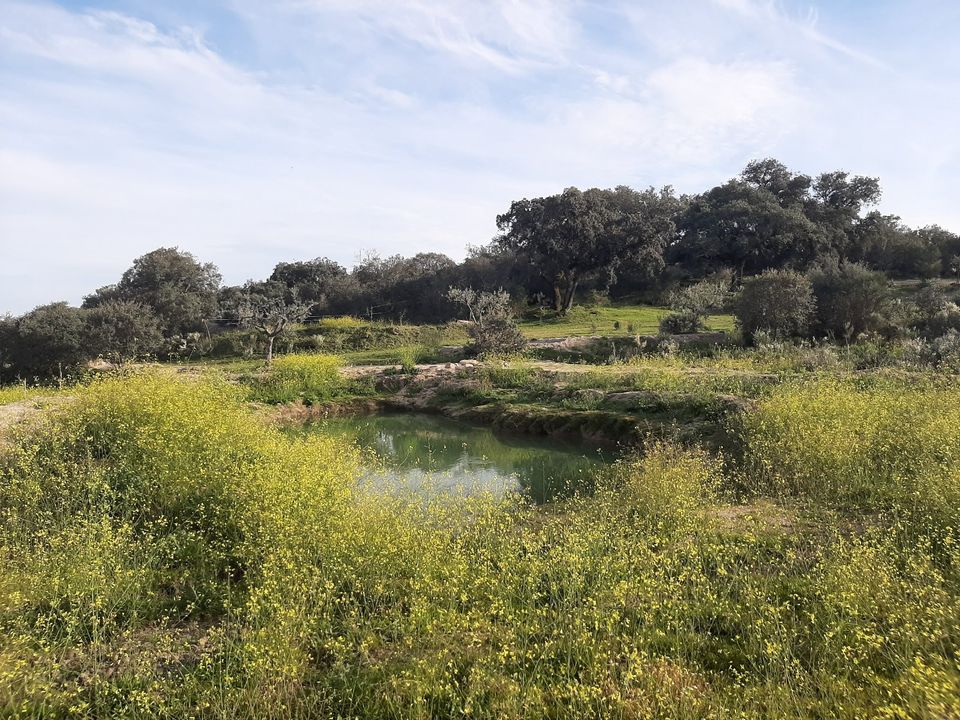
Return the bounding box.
[1,0,958,314]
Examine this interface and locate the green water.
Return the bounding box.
[304,412,615,502]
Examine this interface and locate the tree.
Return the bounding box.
[852,213,941,278]
[0,315,17,382]
[740,158,811,208]
[808,263,890,341]
[269,257,357,315]
[446,287,525,356]
[86,247,221,335]
[234,285,311,363]
[660,275,732,334]
[83,300,164,366]
[496,186,676,313]
[674,180,825,278]
[732,270,816,343]
[807,170,882,257]
[3,303,88,381]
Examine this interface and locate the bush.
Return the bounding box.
[809,262,891,341]
[1,303,88,382]
[742,377,960,527]
[911,286,960,339]
[733,270,815,343]
[246,353,343,403]
[658,311,702,334]
[900,331,960,371]
[83,300,164,366]
[614,444,720,532]
[209,330,261,358]
[470,317,526,356]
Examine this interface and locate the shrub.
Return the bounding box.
[470,317,526,357]
[741,377,960,527]
[658,311,702,335]
[1,302,88,382]
[246,353,343,403]
[614,444,720,532]
[733,270,815,343]
[809,262,891,341]
[911,285,960,339]
[83,300,164,366]
[448,287,526,356]
[900,331,960,372]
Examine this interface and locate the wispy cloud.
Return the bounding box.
[1,0,958,313]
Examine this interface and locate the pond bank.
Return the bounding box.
[269,360,747,450]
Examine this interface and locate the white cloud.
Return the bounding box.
[1,0,959,314]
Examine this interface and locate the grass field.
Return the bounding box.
[518,304,735,339]
[2,366,958,718]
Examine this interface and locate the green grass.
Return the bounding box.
[0,384,61,406]
[2,371,958,717]
[518,304,734,339]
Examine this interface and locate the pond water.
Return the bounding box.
[302,412,617,502]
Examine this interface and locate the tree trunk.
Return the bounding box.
[562,280,579,313]
[265,335,275,364]
[553,283,564,313]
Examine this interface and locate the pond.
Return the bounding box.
[302,412,617,502]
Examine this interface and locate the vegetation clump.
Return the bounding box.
[733,269,817,343]
[245,353,344,404]
[1,372,959,717]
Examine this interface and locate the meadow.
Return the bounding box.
[1,344,959,718]
[517,304,735,339]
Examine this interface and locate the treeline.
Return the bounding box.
[3,158,960,381]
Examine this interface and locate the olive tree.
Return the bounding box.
[234,287,311,364]
[446,287,525,356]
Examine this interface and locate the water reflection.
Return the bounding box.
[302,413,614,502]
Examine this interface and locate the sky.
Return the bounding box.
[1,0,959,315]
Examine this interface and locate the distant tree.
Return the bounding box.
[915,225,960,274]
[660,275,732,334]
[852,213,941,278]
[674,180,824,278]
[0,315,17,381]
[85,247,221,335]
[807,170,882,257]
[3,303,88,381]
[733,270,816,343]
[673,160,883,277]
[269,257,357,314]
[740,158,812,208]
[233,285,311,363]
[497,186,676,313]
[83,300,163,367]
[808,263,890,341]
[446,287,525,356]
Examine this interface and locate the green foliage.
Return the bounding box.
[1,373,960,716]
[809,262,891,340]
[659,310,703,334]
[742,376,960,528]
[0,302,88,383]
[733,270,816,343]
[84,247,221,336]
[245,353,343,403]
[910,285,960,339]
[448,287,527,356]
[497,186,678,312]
[83,300,164,366]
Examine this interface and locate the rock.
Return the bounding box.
[572,389,605,404]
